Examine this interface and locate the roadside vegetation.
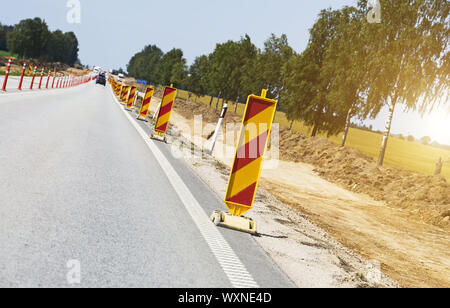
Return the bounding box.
[126,0,449,176]
[0,18,80,66]
[172,89,450,181]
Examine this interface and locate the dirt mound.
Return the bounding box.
[1,56,82,76]
[0,56,71,71]
[277,127,308,160]
[173,97,242,124]
[289,138,450,229]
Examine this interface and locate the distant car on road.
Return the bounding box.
[117,73,124,83]
[96,72,106,86]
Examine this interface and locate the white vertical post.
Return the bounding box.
[209,103,228,153]
[153,103,161,120]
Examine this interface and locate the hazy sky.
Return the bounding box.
[0,0,357,68]
[1,0,449,145]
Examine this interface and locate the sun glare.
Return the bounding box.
[424,108,450,145]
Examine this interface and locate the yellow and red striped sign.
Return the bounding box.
[126,86,137,109]
[120,86,130,103]
[119,84,125,100]
[118,84,124,99]
[154,86,177,135]
[139,86,154,119]
[27,64,33,76]
[115,84,120,96]
[224,90,277,217]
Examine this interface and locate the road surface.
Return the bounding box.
[0,80,293,287]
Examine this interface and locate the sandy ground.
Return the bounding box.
[261,162,450,288]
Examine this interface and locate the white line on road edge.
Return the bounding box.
[0,82,90,99]
[108,86,259,288]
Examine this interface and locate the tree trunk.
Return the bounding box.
[234,94,240,113]
[311,108,323,137]
[340,107,353,147]
[435,158,443,176]
[289,120,294,130]
[209,95,214,107]
[215,93,221,111]
[377,101,396,166]
[311,123,319,137]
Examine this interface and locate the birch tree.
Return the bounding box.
[282,9,349,137]
[358,0,449,165]
[321,6,370,147]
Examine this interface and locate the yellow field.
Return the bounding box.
[174,89,450,181]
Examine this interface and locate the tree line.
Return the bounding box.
[127,0,449,166]
[127,33,294,111]
[0,18,79,66]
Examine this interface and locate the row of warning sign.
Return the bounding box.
[1,57,93,92]
[110,78,177,139]
[108,77,277,235]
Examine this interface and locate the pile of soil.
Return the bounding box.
[172,98,450,230]
[286,137,450,230]
[173,97,242,125]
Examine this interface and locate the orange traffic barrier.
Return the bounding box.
[120,86,130,103]
[29,66,37,90]
[38,68,45,89]
[17,62,27,91]
[137,86,154,121]
[116,83,122,96]
[151,85,177,142]
[27,64,33,76]
[224,89,277,217]
[1,57,13,92]
[51,69,56,88]
[126,86,137,110]
[45,70,51,89]
[210,89,277,235]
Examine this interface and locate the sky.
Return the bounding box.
[1,0,449,145]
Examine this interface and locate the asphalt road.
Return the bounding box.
[0,81,294,287]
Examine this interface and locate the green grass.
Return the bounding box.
[0,69,23,76]
[176,89,450,181]
[0,50,18,58]
[0,51,22,76]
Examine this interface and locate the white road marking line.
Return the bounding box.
[108,86,259,288]
[0,83,89,99]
